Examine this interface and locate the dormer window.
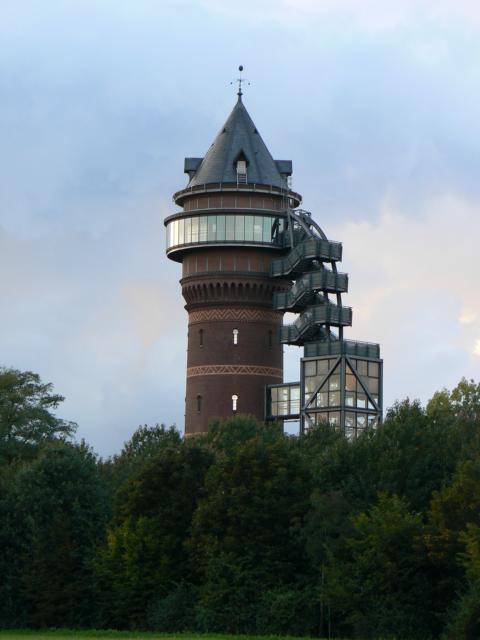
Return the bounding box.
[235,152,248,184]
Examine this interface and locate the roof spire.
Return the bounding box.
[231,65,250,100]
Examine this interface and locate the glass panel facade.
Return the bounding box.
[269,384,301,418]
[166,214,286,249]
[300,355,382,438]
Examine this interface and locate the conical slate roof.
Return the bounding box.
[187,97,289,189]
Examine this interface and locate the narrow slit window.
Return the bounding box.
[233,328,239,345]
[197,395,202,412]
[199,329,204,346]
[232,394,238,412]
[268,330,273,348]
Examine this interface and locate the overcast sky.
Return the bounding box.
[1,0,479,456]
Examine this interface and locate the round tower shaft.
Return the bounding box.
[165,95,301,435]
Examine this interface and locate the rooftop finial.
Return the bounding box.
[231,65,250,100]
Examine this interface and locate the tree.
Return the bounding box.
[96,438,213,629]
[424,459,480,629]
[326,493,434,639]
[0,442,108,628]
[427,378,480,424]
[0,367,76,464]
[101,423,182,492]
[440,523,480,639]
[190,416,312,633]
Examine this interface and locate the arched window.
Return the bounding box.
[233,328,239,345]
[232,394,238,412]
[197,395,202,412]
[199,328,204,346]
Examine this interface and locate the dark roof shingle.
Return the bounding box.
[186,97,290,189]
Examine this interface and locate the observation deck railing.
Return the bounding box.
[273,269,348,311]
[270,238,342,277]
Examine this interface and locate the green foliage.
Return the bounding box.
[145,583,195,631]
[328,493,433,639]
[3,367,480,639]
[0,368,76,465]
[101,424,182,490]
[97,439,213,628]
[0,442,108,628]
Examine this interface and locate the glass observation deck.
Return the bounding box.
[165,212,288,257]
[266,346,383,437]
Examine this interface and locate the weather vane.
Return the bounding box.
[231,65,250,98]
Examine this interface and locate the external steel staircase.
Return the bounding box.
[271,209,351,347]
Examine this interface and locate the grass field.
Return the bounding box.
[0,632,311,640]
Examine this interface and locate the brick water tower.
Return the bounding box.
[165,86,300,435]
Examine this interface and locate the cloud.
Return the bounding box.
[326,193,480,404]
[0,0,479,453]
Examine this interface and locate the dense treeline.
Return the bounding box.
[1,367,480,639]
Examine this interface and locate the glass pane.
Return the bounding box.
[305,377,321,394]
[316,412,328,425]
[253,216,263,241]
[345,412,355,427]
[263,216,272,242]
[329,391,340,406]
[173,220,178,244]
[235,215,244,240]
[270,388,278,402]
[368,361,379,377]
[279,402,288,415]
[317,359,329,374]
[184,217,191,243]
[216,215,226,240]
[245,216,254,241]
[317,392,328,408]
[290,400,300,414]
[368,415,377,426]
[207,216,217,241]
[357,360,368,376]
[345,391,355,407]
[357,414,366,428]
[368,377,379,394]
[346,374,356,391]
[290,387,300,400]
[329,375,340,391]
[191,217,199,242]
[357,394,367,409]
[178,218,184,244]
[272,217,281,243]
[329,412,340,426]
[199,216,208,242]
[280,387,289,401]
[226,216,235,240]
[271,403,278,417]
[345,425,355,440]
[304,361,316,377]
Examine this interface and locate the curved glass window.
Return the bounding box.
[166,214,286,250]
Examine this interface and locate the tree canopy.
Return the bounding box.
[1,370,480,638]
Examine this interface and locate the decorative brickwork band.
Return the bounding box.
[187,364,283,378]
[188,308,282,325]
